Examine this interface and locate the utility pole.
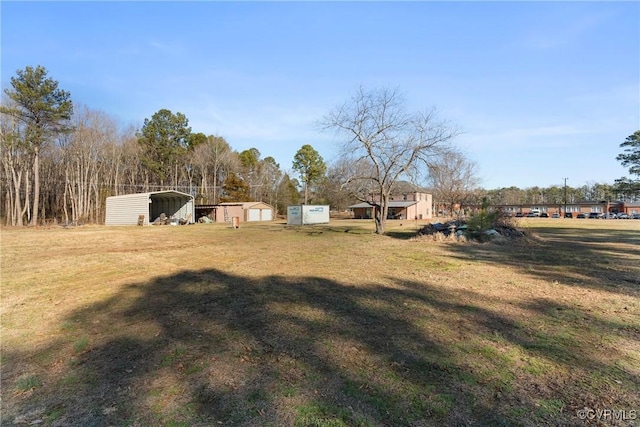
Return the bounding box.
[563,177,568,217]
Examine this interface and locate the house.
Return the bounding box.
[196,202,275,223]
[105,191,194,226]
[349,192,433,220]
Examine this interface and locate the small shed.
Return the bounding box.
[106,191,195,226]
[287,205,330,225]
[212,202,274,223]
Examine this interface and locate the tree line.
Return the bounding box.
[2,66,637,230]
[0,66,319,226]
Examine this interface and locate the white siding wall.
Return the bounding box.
[302,205,330,224]
[287,206,302,224]
[106,194,150,226]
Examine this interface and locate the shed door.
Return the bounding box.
[262,209,272,221]
[248,209,261,221]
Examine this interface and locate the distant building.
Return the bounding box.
[492,200,640,216]
[195,202,274,223]
[349,192,433,220]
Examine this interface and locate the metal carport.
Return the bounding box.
[105,191,195,226]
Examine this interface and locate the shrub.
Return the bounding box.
[465,197,503,242]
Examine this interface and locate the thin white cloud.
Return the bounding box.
[181,102,326,142]
[567,84,640,107]
[148,40,187,56]
[519,11,611,51]
[457,121,619,152]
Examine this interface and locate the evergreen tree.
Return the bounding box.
[137,109,191,187]
[1,65,73,225]
[292,144,326,204]
[220,172,251,202]
[614,130,640,199]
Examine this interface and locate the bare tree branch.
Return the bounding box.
[322,86,460,234]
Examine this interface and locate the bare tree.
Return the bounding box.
[260,156,282,209]
[59,106,118,224]
[238,148,263,201]
[322,86,459,234]
[102,124,137,197]
[188,135,235,204]
[427,148,479,217]
[316,159,359,211]
[0,98,30,226]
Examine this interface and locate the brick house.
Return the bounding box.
[349,192,433,220]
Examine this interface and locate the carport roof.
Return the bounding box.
[148,190,193,200]
[107,190,193,200]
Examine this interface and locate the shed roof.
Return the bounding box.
[107,190,193,201]
[217,202,274,210]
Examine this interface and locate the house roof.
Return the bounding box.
[349,201,417,209]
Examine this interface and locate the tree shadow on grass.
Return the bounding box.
[442,226,640,297]
[3,268,639,426]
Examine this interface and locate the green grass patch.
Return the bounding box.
[294,402,352,427]
[534,398,565,419]
[73,336,90,353]
[523,356,553,376]
[15,374,41,392]
[45,406,66,423]
[160,346,187,367]
[60,320,76,332]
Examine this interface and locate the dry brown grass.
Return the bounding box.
[1,218,639,426]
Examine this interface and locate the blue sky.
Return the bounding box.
[2,1,638,189]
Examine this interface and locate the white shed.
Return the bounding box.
[105,191,195,226]
[287,205,330,225]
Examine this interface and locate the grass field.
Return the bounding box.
[1,218,639,426]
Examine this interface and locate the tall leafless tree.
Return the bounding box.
[0,98,30,226]
[427,148,479,217]
[322,86,459,234]
[59,106,118,224]
[189,135,235,204]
